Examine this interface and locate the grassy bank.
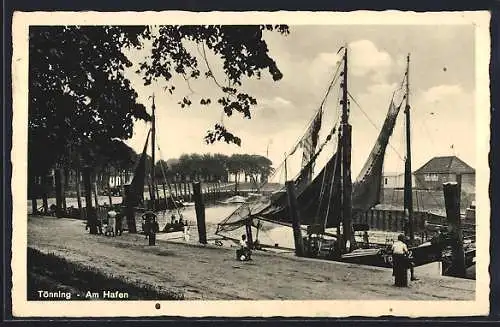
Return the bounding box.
[27,247,184,301]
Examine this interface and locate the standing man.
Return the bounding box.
[392,234,410,287]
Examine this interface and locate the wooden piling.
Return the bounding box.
[155,185,161,208]
[192,182,207,244]
[83,167,98,234]
[162,183,167,200]
[285,181,304,257]
[245,218,254,249]
[172,182,177,198]
[443,182,466,278]
[147,183,153,209]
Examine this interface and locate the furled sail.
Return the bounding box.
[288,109,323,188]
[300,110,323,182]
[123,129,151,208]
[352,97,403,211]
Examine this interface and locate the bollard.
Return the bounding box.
[285,181,304,257]
[193,182,207,244]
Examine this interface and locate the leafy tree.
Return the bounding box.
[29,26,151,177]
[138,25,289,145]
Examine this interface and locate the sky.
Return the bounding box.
[122,24,476,183]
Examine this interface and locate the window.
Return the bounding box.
[384,178,388,185]
[424,174,439,182]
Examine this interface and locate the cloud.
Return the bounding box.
[259,96,293,108]
[420,84,463,104]
[349,40,393,82]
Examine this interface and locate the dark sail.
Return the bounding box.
[254,151,340,228]
[352,98,403,211]
[124,130,151,208]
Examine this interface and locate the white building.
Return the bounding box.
[382,172,416,189]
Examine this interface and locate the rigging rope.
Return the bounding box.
[348,91,405,162]
[260,58,343,188]
[156,145,183,215]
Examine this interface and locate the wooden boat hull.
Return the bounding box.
[339,244,475,269]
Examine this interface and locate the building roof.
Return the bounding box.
[414,156,475,175]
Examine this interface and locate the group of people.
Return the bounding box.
[103,209,124,236]
[85,207,124,236]
[165,213,188,231]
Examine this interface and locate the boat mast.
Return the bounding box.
[340,45,353,251]
[284,152,288,181]
[151,93,156,211]
[404,54,414,241]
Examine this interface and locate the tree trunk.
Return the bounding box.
[83,167,98,234]
[106,168,113,206]
[31,174,38,214]
[54,168,64,217]
[62,167,68,211]
[41,174,49,214]
[93,176,99,208]
[75,167,83,219]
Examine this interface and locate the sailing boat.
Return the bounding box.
[216,46,475,269]
[122,94,188,235]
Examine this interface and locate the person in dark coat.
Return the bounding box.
[115,209,124,236]
[392,234,410,287]
[142,211,159,245]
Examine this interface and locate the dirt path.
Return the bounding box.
[27,216,474,300]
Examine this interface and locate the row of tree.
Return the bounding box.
[153,153,273,187]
